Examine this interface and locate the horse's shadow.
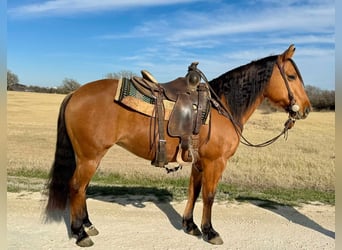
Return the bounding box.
[235,196,335,239]
[43,185,183,239]
[86,185,183,231]
[87,186,334,239]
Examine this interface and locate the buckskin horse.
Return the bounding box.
[45,44,311,247]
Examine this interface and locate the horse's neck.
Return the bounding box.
[233,94,265,126]
[212,59,275,127]
[244,97,265,125]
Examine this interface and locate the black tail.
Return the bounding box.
[46,93,76,213]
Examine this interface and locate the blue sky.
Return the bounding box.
[7,0,335,90]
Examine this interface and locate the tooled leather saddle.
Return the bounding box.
[131,62,211,169]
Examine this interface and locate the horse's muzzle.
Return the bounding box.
[290,106,311,120]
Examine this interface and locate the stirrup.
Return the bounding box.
[176,144,195,167]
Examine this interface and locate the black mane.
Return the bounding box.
[209,55,278,121]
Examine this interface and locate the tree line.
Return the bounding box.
[7,70,334,111]
[7,70,81,94]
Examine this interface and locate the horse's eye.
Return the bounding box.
[287,74,296,81]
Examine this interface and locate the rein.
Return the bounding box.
[206,60,299,148]
[209,88,296,147]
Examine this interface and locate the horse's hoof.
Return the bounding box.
[76,237,94,247]
[84,225,99,236]
[203,235,224,245]
[182,218,202,237]
[186,227,202,237]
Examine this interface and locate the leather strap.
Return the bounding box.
[154,87,168,167]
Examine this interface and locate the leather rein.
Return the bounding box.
[204,59,302,148]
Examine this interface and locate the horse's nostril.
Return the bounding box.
[304,107,311,116]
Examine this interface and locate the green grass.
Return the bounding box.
[92,170,189,187]
[7,167,49,179]
[217,183,334,205]
[7,167,335,205]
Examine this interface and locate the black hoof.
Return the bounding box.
[185,226,202,237]
[203,234,223,245]
[202,225,223,245]
[73,226,94,247]
[182,218,202,237]
[76,236,94,247]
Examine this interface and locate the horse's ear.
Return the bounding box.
[281,44,296,61]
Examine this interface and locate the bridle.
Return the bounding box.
[207,58,304,147]
[276,58,304,117]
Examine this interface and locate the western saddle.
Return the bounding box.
[131,62,211,169]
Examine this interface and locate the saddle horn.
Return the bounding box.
[186,62,201,91]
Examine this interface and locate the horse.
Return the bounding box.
[45,44,311,247]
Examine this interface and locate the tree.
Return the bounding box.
[305,85,335,111]
[58,78,81,94]
[7,70,19,89]
[105,70,137,80]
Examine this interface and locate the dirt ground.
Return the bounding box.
[7,191,334,250]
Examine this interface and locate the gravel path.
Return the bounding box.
[7,192,335,249]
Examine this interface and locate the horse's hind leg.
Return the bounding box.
[69,159,99,247]
[82,203,99,236]
[182,162,203,236]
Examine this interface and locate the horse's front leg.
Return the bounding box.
[201,158,225,245]
[182,162,202,237]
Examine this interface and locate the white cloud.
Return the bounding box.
[166,6,334,42]
[94,2,334,50]
[9,0,202,17]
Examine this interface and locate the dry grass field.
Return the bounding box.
[7,91,335,192]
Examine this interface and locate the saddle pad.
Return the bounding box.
[114,78,175,119]
[114,78,210,124]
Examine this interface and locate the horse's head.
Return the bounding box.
[265,44,311,119]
